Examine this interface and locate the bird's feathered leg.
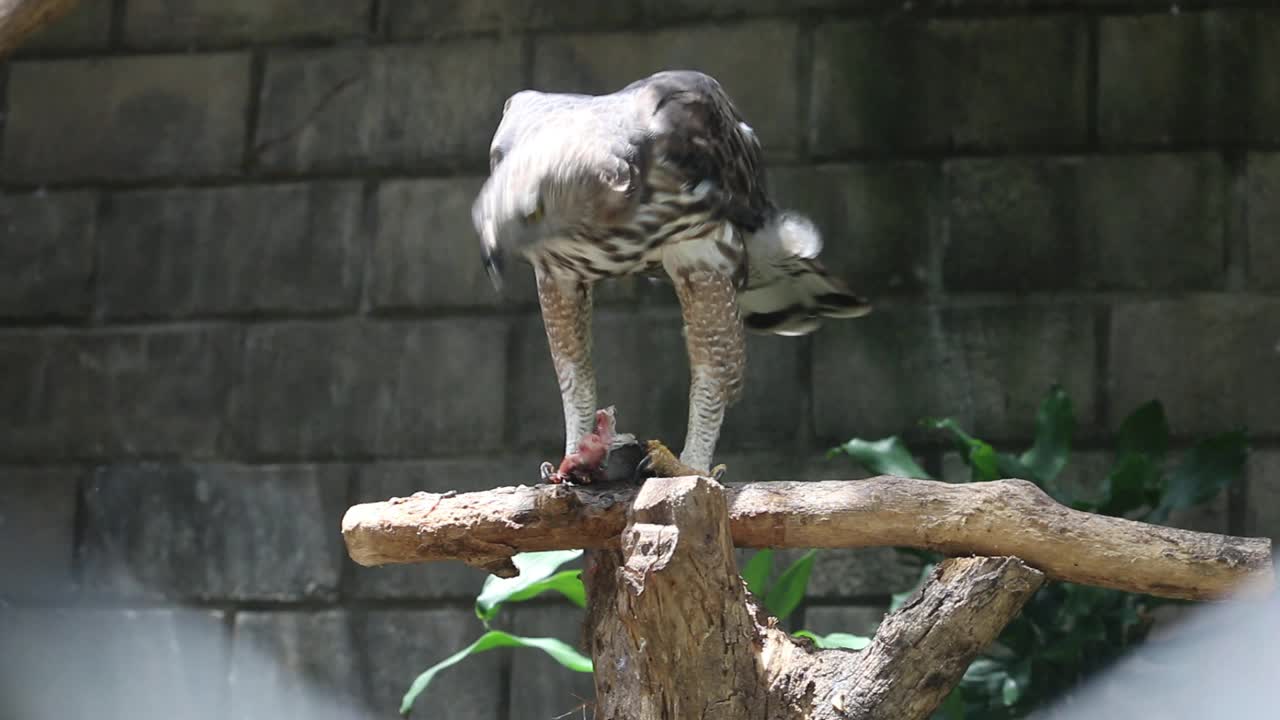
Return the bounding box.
[534,268,635,483]
[643,239,745,480]
[535,267,598,480]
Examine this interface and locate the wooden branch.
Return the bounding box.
[841,557,1043,718]
[0,0,77,57]
[583,476,1043,720]
[342,476,1274,600]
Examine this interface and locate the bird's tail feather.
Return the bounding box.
[737,212,871,336]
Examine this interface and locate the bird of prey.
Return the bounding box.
[472,70,870,484]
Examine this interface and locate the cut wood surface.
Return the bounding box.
[0,0,77,56]
[584,476,1044,720]
[342,475,1274,600]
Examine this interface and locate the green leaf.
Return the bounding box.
[401,631,592,715]
[793,630,872,650]
[962,658,1006,683]
[764,549,817,620]
[1001,675,1021,707]
[1156,431,1248,517]
[1019,384,1076,484]
[928,417,978,448]
[968,443,1000,482]
[832,436,932,480]
[475,550,583,622]
[1097,453,1161,517]
[482,570,586,623]
[741,549,773,597]
[1117,400,1170,462]
[929,418,1001,482]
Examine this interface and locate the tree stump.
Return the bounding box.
[584,476,1043,719]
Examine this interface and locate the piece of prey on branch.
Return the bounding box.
[472,70,869,484]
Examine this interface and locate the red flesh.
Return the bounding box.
[547,408,616,484]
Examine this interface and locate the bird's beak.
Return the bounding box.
[480,218,504,292]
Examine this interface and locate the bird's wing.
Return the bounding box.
[633,71,772,233]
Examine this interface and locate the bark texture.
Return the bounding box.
[583,476,1045,720]
[342,476,1273,600]
[0,0,77,56]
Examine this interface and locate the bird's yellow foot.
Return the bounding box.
[636,440,727,481]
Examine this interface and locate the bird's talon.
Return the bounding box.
[710,464,728,481]
[633,452,655,484]
[640,439,722,479]
[540,461,560,484]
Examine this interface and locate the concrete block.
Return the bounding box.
[360,610,504,719]
[1099,13,1251,144]
[82,463,348,601]
[806,548,924,599]
[1109,297,1280,437]
[0,326,243,460]
[945,157,1081,292]
[1077,154,1226,291]
[1246,450,1280,543]
[812,18,1087,152]
[0,608,228,720]
[1247,153,1280,292]
[235,319,507,458]
[946,154,1226,292]
[98,183,363,318]
[229,611,366,720]
[125,0,371,47]
[370,177,536,311]
[15,0,111,52]
[768,162,936,296]
[382,0,640,37]
[256,41,523,172]
[0,191,96,319]
[802,604,885,638]
[3,54,250,181]
[0,467,80,600]
[508,605,595,720]
[813,302,1097,444]
[534,21,801,158]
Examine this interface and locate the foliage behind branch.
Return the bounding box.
[831,385,1248,718]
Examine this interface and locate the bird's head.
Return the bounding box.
[472,90,641,291]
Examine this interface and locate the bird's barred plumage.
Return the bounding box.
[472,70,870,475]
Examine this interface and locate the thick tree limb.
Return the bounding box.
[844,557,1043,718]
[0,0,77,56]
[342,476,1273,600]
[584,476,1044,720]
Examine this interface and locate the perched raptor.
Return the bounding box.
[472,70,870,483]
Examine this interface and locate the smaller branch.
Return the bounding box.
[0,0,77,57]
[342,476,1274,600]
[841,557,1044,719]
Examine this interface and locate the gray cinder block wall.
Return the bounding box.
[2,2,1278,718]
